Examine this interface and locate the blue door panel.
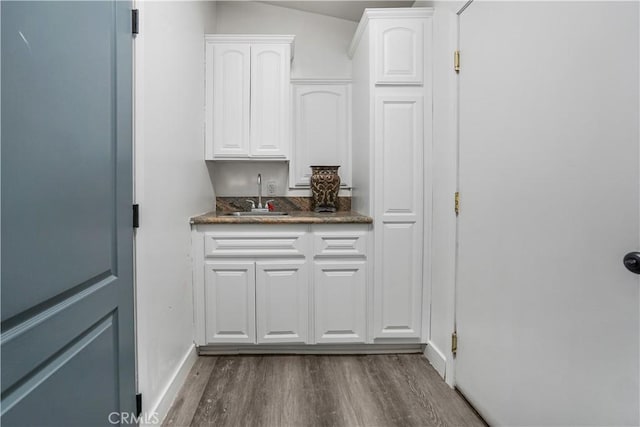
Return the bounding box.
[1,276,118,393]
[2,315,119,426]
[2,1,117,321]
[1,1,136,424]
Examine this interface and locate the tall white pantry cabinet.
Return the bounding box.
[350,8,433,342]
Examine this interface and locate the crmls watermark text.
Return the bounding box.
[108,412,159,425]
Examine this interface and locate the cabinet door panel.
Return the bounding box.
[314,261,366,343]
[374,96,423,222]
[375,223,422,338]
[205,262,255,343]
[290,83,351,187]
[207,44,250,158]
[250,44,290,158]
[375,19,424,85]
[373,95,424,339]
[256,261,308,343]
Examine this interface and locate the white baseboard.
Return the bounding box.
[143,344,198,426]
[424,341,447,379]
[198,343,425,355]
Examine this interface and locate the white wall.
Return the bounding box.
[216,1,357,79]
[134,1,216,421]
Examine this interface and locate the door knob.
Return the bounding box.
[623,252,640,274]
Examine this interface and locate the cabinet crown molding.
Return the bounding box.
[205,34,296,59]
[348,8,433,58]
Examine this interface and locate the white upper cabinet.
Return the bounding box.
[207,44,251,158]
[290,81,351,188]
[348,9,430,86]
[250,45,291,158]
[374,19,424,85]
[205,36,294,160]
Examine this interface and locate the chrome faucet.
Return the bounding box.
[257,173,263,209]
[246,174,269,212]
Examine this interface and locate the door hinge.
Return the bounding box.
[454,50,460,73]
[136,393,142,417]
[454,192,460,216]
[132,9,139,35]
[451,331,458,356]
[133,204,139,228]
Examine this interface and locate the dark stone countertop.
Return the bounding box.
[190,210,373,225]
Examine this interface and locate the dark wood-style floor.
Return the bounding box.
[164,354,485,427]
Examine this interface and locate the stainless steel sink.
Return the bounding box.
[224,212,290,217]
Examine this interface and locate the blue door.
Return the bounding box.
[1,1,136,425]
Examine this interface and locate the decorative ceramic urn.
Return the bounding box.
[310,165,341,212]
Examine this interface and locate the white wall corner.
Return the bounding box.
[428,5,458,390]
[424,341,447,380]
[445,353,455,387]
[143,345,198,427]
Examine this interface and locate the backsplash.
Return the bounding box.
[209,160,352,198]
[216,196,352,212]
[210,161,289,196]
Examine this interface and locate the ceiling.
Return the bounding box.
[261,1,416,22]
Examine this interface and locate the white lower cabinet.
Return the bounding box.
[256,260,308,343]
[204,259,308,345]
[205,261,256,343]
[314,261,366,343]
[193,224,373,347]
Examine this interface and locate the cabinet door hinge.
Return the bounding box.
[454,192,460,216]
[136,393,142,417]
[132,9,139,35]
[454,50,460,73]
[451,331,458,357]
[133,204,140,228]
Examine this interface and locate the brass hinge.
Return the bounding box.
[454,192,460,216]
[454,50,460,73]
[451,331,458,356]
